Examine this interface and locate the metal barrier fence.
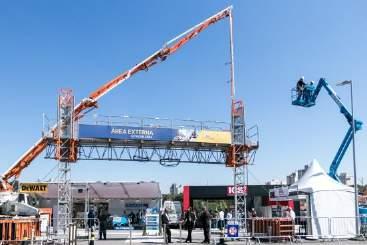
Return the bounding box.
[41,218,100,242]
[1,216,364,243]
[208,216,367,243]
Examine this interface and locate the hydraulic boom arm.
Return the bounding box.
[1,6,233,191]
[293,78,363,180]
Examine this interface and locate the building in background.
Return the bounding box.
[170,183,179,196]
[286,173,297,186]
[286,165,309,185]
[265,179,285,185]
[33,181,162,226]
[182,185,291,218]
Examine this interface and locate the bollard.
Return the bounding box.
[88,227,91,242]
[88,228,95,245]
[31,227,34,245]
[328,217,332,238]
[219,226,225,245]
[163,224,167,244]
[267,225,272,243]
[129,219,132,245]
[179,222,182,243]
[46,225,50,240]
[209,219,212,244]
[68,223,77,245]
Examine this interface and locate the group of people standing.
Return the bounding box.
[87,208,110,240]
[296,76,315,103]
[125,210,145,225]
[161,206,225,244]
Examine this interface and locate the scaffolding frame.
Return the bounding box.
[45,140,227,165]
[56,89,76,237]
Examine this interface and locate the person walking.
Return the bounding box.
[87,209,95,231]
[161,208,171,243]
[184,207,196,243]
[199,207,211,244]
[98,209,110,240]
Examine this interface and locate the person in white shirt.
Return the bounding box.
[218,209,225,230]
[286,207,296,220]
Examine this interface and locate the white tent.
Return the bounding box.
[289,159,356,239]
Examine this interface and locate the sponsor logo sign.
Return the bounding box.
[226,185,247,196]
[20,183,48,193]
[227,224,239,237]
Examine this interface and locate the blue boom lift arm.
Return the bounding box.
[292,78,363,180]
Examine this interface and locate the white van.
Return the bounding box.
[163,201,182,227]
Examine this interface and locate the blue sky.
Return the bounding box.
[0,1,366,193]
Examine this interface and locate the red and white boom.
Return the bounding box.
[1,6,233,191]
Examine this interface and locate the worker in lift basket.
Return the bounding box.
[296,76,306,100]
[304,80,315,104]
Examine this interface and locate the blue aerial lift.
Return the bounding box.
[292,77,363,181]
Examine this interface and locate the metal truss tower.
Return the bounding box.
[231,101,247,225]
[56,89,76,236]
[227,9,248,226]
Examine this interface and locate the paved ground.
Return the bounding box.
[69,229,367,244]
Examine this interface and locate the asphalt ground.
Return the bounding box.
[70,229,367,244]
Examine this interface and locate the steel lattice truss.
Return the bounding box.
[45,139,227,166]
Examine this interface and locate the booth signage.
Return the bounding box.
[226,186,247,196]
[145,214,160,236]
[269,187,289,201]
[20,183,48,193]
[226,224,239,238]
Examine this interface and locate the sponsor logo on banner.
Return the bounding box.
[226,185,247,196]
[79,124,231,144]
[20,183,48,193]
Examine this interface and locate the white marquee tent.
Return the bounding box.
[289,159,356,238]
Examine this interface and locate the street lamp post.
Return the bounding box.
[337,80,359,235]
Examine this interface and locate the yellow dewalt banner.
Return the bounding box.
[191,130,231,144]
[20,183,48,193]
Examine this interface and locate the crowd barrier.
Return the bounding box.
[208,216,367,243]
[38,217,100,243]
[0,217,40,244]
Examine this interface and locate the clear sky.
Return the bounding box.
[0,0,366,193]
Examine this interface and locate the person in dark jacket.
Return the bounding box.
[199,207,211,243]
[184,207,196,243]
[87,209,95,231]
[98,209,110,240]
[296,76,306,100]
[161,208,171,243]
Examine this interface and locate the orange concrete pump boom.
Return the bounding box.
[1,6,233,191]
